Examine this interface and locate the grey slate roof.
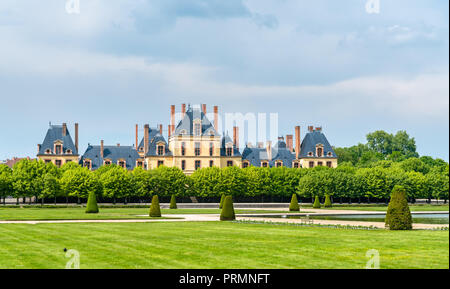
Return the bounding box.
[80,145,140,170]
[242,138,296,167]
[137,127,172,157]
[38,124,78,156]
[174,106,218,136]
[299,130,337,158]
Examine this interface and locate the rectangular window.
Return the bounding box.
[243,162,249,168]
[181,160,186,171]
[317,162,323,166]
[136,161,143,167]
[209,143,214,156]
[158,160,164,167]
[195,160,201,170]
[227,161,233,167]
[262,162,268,168]
[276,162,282,168]
[195,142,201,156]
[226,147,233,157]
[119,161,125,168]
[105,160,111,166]
[209,160,214,167]
[55,160,62,168]
[195,123,202,136]
[55,145,62,155]
[293,163,299,168]
[45,160,51,164]
[157,145,164,156]
[309,161,314,168]
[181,142,186,156]
[84,161,91,168]
[326,161,332,168]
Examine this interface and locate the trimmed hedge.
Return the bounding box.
[170,195,177,209]
[324,195,332,208]
[313,196,321,209]
[385,186,413,230]
[85,191,99,214]
[149,195,162,217]
[220,196,235,221]
[289,194,300,211]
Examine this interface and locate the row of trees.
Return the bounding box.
[0,156,448,204]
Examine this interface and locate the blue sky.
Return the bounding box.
[0,0,448,160]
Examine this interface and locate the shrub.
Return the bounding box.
[149,195,162,217]
[170,195,177,209]
[289,194,300,211]
[324,195,332,208]
[313,195,321,208]
[219,194,225,209]
[85,191,99,214]
[220,196,235,221]
[385,186,412,230]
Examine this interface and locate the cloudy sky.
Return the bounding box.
[0,0,448,160]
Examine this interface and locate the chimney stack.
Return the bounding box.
[202,104,207,115]
[315,127,322,132]
[168,124,172,138]
[159,124,163,135]
[170,104,175,128]
[117,143,120,147]
[308,125,314,132]
[181,103,186,116]
[286,135,293,152]
[144,124,149,155]
[37,144,41,154]
[233,126,239,149]
[295,126,301,159]
[258,142,264,148]
[62,123,67,136]
[74,123,79,152]
[135,124,138,149]
[214,106,219,131]
[266,141,272,160]
[100,140,104,159]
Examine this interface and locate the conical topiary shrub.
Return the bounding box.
[220,196,235,221]
[289,194,300,211]
[385,186,412,230]
[313,195,321,209]
[85,191,99,214]
[149,195,162,217]
[219,194,225,209]
[324,195,332,208]
[170,195,177,209]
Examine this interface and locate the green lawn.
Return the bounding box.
[0,207,288,221]
[0,221,447,269]
[304,204,449,212]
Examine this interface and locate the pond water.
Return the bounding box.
[244,213,449,224]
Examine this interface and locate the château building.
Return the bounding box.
[37,104,337,174]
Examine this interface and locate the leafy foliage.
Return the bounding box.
[170,194,177,209]
[385,186,412,230]
[220,196,235,221]
[289,194,300,211]
[85,191,99,214]
[324,195,332,208]
[149,195,161,217]
[313,196,321,208]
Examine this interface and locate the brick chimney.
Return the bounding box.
[159,124,163,135]
[37,144,41,154]
[117,143,120,147]
[257,142,264,148]
[168,124,172,138]
[315,127,322,132]
[62,123,67,136]
[266,141,272,160]
[100,140,104,159]
[181,103,186,116]
[202,104,207,115]
[295,126,301,159]
[308,125,314,132]
[135,124,138,149]
[74,123,79,152]
[214,106,219,131]
[144,124,149,155]
[170,105,175,136]
[286,134,293,152]
[233,126,239,149]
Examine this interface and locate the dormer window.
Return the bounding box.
[83,160,91,169]
[327,152,333,157]
[226,147,233,157]
[66,149,72,154]
[276,161,283,168]
[194,121,202,136]
[118,160,126,168]
[243,161,250,168]
[261,161,268,168]
[308,152,313,157]
[157,145,164,156]
[104,160,111,166]
[180,129,187,135]
[316,145,324,157]
[45,149,51,154]
[55,145,62,155]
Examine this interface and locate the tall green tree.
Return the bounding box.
[61,167,101,204]
[99,166,133,204]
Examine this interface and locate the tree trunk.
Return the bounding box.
[77,197,80,205]
[66,196,69,205]
[124,197,127,205]
[54,197,57,205]
[358,197,361,204]
[113,197,116,205]
[16,198,19,205]
[41,197,44,205]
